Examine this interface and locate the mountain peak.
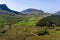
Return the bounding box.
[0,4,9,10]
[0,4,21,14]
[0,4,6,6]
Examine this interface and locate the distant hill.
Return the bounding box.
[0,4,22,15]
[21,8,51,16]
[54,11,60,15]
[21,8,44,14]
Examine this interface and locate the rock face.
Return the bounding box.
[0,4,21,15]
[21,8,44,14]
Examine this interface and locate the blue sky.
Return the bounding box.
[0,0,60,13]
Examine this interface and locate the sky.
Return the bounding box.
[0,0,60,13]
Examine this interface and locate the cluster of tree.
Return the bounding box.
[36,15,60,27]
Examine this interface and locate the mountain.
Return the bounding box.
[21,8,44,14]
[54,11,60,15]
[0,4,21,15]
[21,8,51,16]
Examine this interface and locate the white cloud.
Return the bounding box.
[0,1,4,4]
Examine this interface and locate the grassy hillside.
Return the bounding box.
[0,15,60,40]
[13,13,51,27]
[1,11,60,40]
